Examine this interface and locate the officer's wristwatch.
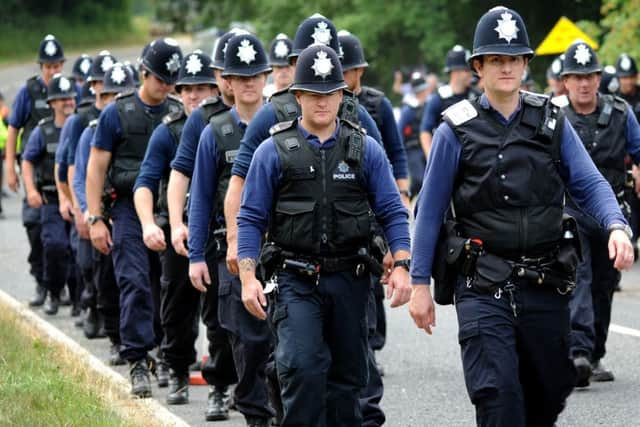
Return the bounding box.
[608,223,633,239]
[393,259,411,272]
[88,215,105,226]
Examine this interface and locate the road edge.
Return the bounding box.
[0,288,190,427]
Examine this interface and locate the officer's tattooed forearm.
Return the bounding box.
[239,258,257,273]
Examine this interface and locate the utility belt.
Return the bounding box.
[39,185,59,205]
[208,226,227,259]
[257,242,383,286]
[432,216,581,305]
[101,183,119,219]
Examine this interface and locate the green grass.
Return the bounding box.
[0,311,137,427]
[0,16,150,66]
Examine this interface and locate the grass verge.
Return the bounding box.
[0,16,150,66]
[0,309,136,427]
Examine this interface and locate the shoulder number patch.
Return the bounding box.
[443,99,478,126]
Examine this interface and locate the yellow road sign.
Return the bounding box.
[535,16,599,55]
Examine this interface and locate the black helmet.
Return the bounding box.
[599,65,620,95]
[469,7,533,62]
[123,61,140,86]
[338,30,368,71]
[102,62,136,95]
[88,51,117,82]
[79,80,96,105]
[38,34,65,63]
[410,72,429,93]
[72,54,93,81]
[176,50,217,90]
[269,33,293,67]
[290,45,347,94]
[46,74,75,102]
[546,54,564,80]
[444,45,470,72]
[561,41,601,76]
[616,53,638,77]
[212,29,251,70]
[142,38,183,84]
[290,14,341,61]
[222,34,271,77]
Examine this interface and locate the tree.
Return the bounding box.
[598,0,640,64]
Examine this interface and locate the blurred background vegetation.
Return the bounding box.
[1,0,638,98]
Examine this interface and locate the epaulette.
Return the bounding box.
[438,84,454,99]
[521,90,548,107]
[442,99,478,126]
[37,116,54,126]
[269,86,291,100]
[88,118,99,129]
[269,120,296,135]
[550,94,570,108]
[199,95,222,107]
[167,93,182,104]
[613,95,629,113]
[26,75,39,83]
[115,89,135,100]
[162,108,186,126]
[362,86,385,97]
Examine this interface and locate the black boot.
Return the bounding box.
[83,307,106,339]
[29,285,47,307]
[166,370,189,405]
[108,342,126,366]
[205,386,230,421]
[573,355,592,388]
[44,293,60,315]
[129,359,152,398]
[155,351,169,388]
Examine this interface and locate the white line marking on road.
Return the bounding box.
[610,323,640,338]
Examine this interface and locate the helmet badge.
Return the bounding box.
[494,12,519,44]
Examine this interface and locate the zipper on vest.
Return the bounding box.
[320,150,328,245]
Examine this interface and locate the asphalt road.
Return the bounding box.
[1,53,640,426]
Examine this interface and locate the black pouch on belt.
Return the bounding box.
[433,221,466,305]
[473,252,513,292]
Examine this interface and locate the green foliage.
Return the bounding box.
[0,312,135,427]
[0,1,145,64]
[598,0,640,64]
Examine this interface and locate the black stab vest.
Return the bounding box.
[563,94,628,194]
[35,117,60,193]
[357,86,385,131]
[109,92,181,195]
[156,108,186,215]
[23,76,51,149]
[268,120,371,256]
[446,94,565,258]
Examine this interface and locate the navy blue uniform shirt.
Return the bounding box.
[22,126,46,163]
[237,118,411,262]
[231,100,383,179]
[73,126,94,212]
[419,91,469,134]
[8,78,46,129]
[374,95,408,179]
[411,94,631,285]
[188,107,245,263]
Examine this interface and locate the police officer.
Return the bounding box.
[86,38,183,397]
[419,44,473,157]
[546,54,566,96]
[600,65,620,95]
[616,53,640,121]
[237,44,411,427]
[73,62,136,366]
[133,50,219,407]
[57,51,118,333]
[559,41,640,386]
[264,33,294,98]
[409,7,634,426]
[21,74,76,315]
[71,54,93,86]
[5,34,65,307]
[398,74,431,198]
[339,30,410,204]
[211,29,250,106]
[188,34,273,426]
